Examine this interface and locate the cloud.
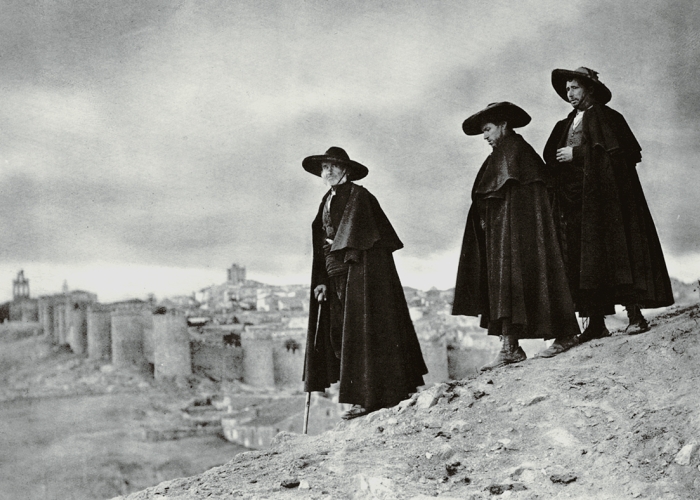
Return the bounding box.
[0,0,697,302]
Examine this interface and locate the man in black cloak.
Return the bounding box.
[452,102,581,370]
[302,147,427,419]
[543,67,674,342]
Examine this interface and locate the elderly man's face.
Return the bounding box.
[321,162,348,187]
[481,122,508,148]
[566,79,589,109]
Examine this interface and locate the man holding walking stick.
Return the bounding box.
[302,146,427,422]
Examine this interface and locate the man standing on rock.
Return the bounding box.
[452,102,581,371]
[543,67,674,342]
[302,146,428,420]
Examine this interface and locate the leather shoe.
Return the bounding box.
[626,317,650,335]
[536,336,578,358]
[480,346,527,371]
[578,325,611,344]
[625,311,651,335]
[625,307,650,335]
[342,405,374,420]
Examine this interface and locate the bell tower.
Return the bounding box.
[12,270,30,301]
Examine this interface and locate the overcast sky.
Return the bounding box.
[0,0,698,302]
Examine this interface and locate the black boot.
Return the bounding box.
[480,335,526,371]
[578,316,611,343]
[625,304,650,335]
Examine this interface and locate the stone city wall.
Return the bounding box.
[272,329,306,388]
[191,341,244,382]
[67,303,89,355]
[153,311,192,381]
[25,292,466,390]
[241,326,276,388]
[111,306,149,371]
[87,304,112,361]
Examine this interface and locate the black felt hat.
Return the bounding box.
[302,146,368,181]
[551,66,612,105]
[462,102,531,136]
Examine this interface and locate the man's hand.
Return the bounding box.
[314,284,327,303]
[556,147,573,163]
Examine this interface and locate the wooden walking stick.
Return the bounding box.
[303,299,323,435]
[303,391,311,435]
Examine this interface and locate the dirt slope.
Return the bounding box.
[116,304,700,500]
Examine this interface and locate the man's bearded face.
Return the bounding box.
[566,79,589,109]
[321,162,348,187]
[481,122,508,148]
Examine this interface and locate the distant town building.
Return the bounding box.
[227,263,247,284]
[256,288,274,312]
[255,286,307,313]
[197,282,258,312]
[160,294,199,310]
[68,290,99,304]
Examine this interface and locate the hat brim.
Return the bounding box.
[302,155,368,181]
[462,103,531,136]
[551,69,612,105]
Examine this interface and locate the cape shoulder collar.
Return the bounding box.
[331,184,381,252]
[473,134,545,195]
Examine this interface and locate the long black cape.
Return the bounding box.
[303,183,427,409]
[452,134,580,339]
[543,104,674,311]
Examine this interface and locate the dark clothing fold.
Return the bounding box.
[303,183,427,410]
[452,133,580,340]
[473,132,551,195]
[543,104,674,315]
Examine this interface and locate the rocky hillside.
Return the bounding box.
[113,303,700,500]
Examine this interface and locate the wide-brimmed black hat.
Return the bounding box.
[462,102,531,136]
[551,67,612,105]
[302,146,368,181]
